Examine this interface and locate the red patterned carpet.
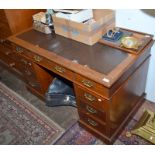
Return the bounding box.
[55,98,155,145]
[55,119,151,145]
[0,82,64,144]
[0,81,154,145]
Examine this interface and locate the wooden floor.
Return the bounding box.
[0,65,154,131]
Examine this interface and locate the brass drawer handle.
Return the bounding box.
[82,80,93,88]
[86,105,97,114]
[34,55,42,62]
[54,65,65,73]
[16,46,23,53]
[87,118,98,127]
[84,93,95,102]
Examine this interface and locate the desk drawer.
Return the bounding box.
[78,101,106,123]
[0,50,15,66]
[11,43,74,81]
[0,43,13,56]
[12,43,36,62]
[79,112,106,135]
[2,40,12,49]
[51,63,73,80]
[12,43,25,54]
[31,55,74,81]
[8,51,37,79]
[27,80,42,90]
[0,45,39,82]
[75,85,108,111]
[17,56,36,78]
[75,74,108,98]
[32,54,74,80]
[0,45,19,69]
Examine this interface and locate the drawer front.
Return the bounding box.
[32,54,74,80]
[14,55,42,89]
[0,43,12,56]
[26,80,42,92]
[75,85,108,111]
[4,41,13,50]
[12,43,25,54]
[0,43,23,70]
[0,45,39,82]
[79,112,106,135]
[0,50,15,66]
[78,101,106,123]
[16,56,37,79]
[0,45,41,93]
[75,74,109,98]
[10,43,46,93]
[12,43,74,81]
[1,48,36,79]
[12,43,35,62]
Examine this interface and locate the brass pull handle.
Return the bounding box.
[16,46,23,53]
[87,118,98,127]
[84,93,95,102]
[86,105,97,114]
[82,80,93,88]
[54,66,65,73]
[34,55,42,62]
[9,62,15,67]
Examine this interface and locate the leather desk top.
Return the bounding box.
[8,28,153,87]
[17,29,128,75]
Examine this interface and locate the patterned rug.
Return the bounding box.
[0,82,64,145]
[55,119,151,145]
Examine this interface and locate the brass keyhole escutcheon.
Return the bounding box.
[54,66,65,73]
[34,55,42,62]
[16,46,23,53]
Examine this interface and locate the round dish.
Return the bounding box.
[121,36,141,49]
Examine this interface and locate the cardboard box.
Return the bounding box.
[52,9,115,45]
[55,9,93,23]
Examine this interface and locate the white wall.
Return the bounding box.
[116,9,155,103]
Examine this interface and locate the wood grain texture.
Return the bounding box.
[3,27,154,144]
[4,9,45,35]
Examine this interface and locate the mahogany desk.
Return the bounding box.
[0,28,154,144]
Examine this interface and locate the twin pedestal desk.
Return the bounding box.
[0,28,154,144]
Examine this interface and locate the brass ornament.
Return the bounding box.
[130,109,155,144]
[120,36,142,50]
